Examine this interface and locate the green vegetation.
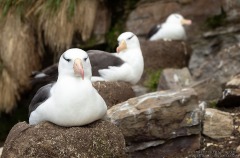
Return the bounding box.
[205,6,227,29]
[105,0,140,51]
[208,100,217,109]
[144,69,162,91]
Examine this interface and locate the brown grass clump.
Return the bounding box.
[0,13,41,113]
[0,0,103,112]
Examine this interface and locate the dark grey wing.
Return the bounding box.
[28,83,54,116]
[147,24,162,39]
[87,50,125,76]
[31,63,58,95]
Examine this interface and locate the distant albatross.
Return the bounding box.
[31,32,144,86]
[90,32,144,84]
[29,48,107,127]
[147,13,192,41]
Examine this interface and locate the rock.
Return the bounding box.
[190,78,223,102]
[157,67,193,91]
[156,68,222,102]
[139,40,191,84]
[217,74,240,107]
[0,147,2,157]
[141,40,191,70]
[128,134,200,158]
[203,108,234,139]
[236,145,240,154]
[105,88,201,154]
[190,42,240,83]
[93,81,135,108]
[132,85,148,97]
[2,121,126,158]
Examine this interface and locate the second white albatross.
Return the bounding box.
[29,48,107,127]
[91,32,144,84]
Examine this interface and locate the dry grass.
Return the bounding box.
[0,0,100,112]
[0,13,41,112]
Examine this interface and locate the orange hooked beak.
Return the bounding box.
[181,18,192,25]
[73,58,84,79]
[116,40,127,53]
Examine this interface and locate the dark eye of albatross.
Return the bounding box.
[63,55,71,62]
[84,57,88,61]
[127,34,134,40]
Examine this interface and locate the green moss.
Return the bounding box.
[144,69,162,91]
[208,100,217,109]
[105,0,140,52]
[205,7,227,29]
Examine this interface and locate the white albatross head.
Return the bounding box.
[166,13,192,26]
[116,32,140,53]
[58,48,92,80]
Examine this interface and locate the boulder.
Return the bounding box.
[93,81,135,108]
[105,88,202,156]
[190,78,223,102]
[0,147,2,157]
[141,40,191,70]
[139,40,191,84]
[203,108,234,139]
[217,74,240,107]
[128,135,200,158]
[190,43,240,83]
[2,121,126,158]
[156,68,222,102]
[157,67,193,91]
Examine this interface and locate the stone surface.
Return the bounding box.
[93,81,135,108]
[157,67,193,91]
[203,108,234,139]
[105,88,201,153]
[0,147,2,157]
[190,43,240,84]
[236,145,240,154]
[139,40,191,84]
[128,134,200,158]
[217,74,240,107]
[2,121,126,158]
[141,40,191,70]
[190,78,223,102]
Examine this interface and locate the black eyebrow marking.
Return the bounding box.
[84,57,88,61]
[127,34,134,40]
[63,54,71,62]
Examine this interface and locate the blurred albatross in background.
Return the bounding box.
[147,13,192,41]
[32,32,144,88]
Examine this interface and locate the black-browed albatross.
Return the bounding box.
[29,48,107,127]
[31,32,144,87]
[147,13,192,41]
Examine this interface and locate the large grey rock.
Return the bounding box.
[157,68,222,102]
[93,81,135,108]
[2,121,126,158]
[203,108,234,139]
[105,88,201,155]
[190,78,223,102]
[190,43,240,83]
[139,40,191,84]
[157,67,193,91]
